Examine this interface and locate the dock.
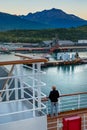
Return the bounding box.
[81,58,87,64]
[35,58,87,68]
[24,57,87,68]
[41,58,82,67]
[15,53,87,68]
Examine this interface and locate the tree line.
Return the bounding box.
[0,25,87,43]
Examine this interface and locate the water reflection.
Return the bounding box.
[57,64,87,74]
[42,64,87,95]
[57,65,74,74]
[57,65,70,73]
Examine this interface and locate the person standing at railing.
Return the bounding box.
[49,86,60,117]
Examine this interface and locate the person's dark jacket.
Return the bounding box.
[49,90,59,102]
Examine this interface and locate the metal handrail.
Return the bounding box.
[42,92,87,115]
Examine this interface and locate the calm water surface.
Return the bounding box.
[42,52,87,95]
[42,64,87,95]
[0,52,87,95]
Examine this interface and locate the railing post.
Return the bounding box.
[14,65,18,100]
[83,114,86,130]
[6,84,9,101]
[18,57,25,99]
[58,98,61,113]
[37,63,41,110]
[57,119,63,130]
[32,63,36,117]
[17,62,24,99]
[78,95,80,109]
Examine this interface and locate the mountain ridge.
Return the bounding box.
[0,8,87,31]
[0,12,49,31]
[25,8,85,21]
[20,8,87,28]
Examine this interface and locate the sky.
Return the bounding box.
[0,0,87,20]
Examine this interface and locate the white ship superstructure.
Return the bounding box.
[0,54,87,130]
[0,54,48,130]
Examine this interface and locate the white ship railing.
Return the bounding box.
[82,114,87,130]
[43,92,87,115]
[0,57,48,124]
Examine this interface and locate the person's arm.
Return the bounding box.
[57,90,60,98]
[41,97,48,101]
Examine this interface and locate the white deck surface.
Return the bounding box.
[0,100,34,124]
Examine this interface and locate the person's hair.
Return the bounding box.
[52,86,56,90]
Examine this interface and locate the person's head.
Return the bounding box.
[52,86,56,90]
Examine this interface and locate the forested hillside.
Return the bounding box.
[0,26,87,43]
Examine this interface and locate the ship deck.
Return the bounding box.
[0,100,34,124]
[47,108,87,130]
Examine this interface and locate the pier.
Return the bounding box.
[41,58,82,67]
[42,58,87,67]
[0,45,87,54]
[25,58,87,68]
[15,53,87,68]
[13,45,87,52]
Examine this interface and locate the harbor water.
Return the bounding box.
[0,52,87,96]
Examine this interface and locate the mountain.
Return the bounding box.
[20,8,87,28]
[0,12,49,31]
[0,8,87,31]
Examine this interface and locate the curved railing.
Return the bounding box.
[42,91,87,115]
